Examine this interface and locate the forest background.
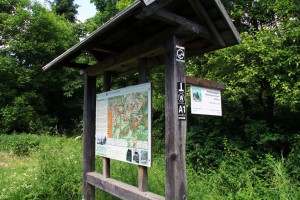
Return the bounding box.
[0,0,299,199]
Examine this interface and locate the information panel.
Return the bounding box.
[190,86,222,116]
[96,83,152,167]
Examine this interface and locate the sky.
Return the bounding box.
[37,0,97,22]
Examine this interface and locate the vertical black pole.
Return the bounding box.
[164,36,187,200]
[83,73,96,200]
[103,71,111,178]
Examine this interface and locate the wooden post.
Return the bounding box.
[103,72,111,178]
[138,58,148,192]
[164,36,187,200]
[83,73,96,200]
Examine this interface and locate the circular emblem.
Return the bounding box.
[178,93,185,103]
[177,48,185,60]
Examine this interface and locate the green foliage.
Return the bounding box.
[0,134,82,199]
[116,0,134,10]
[1,0,300,198]
[1,134,299,199]
[34,136,82,199]
[85,0,134,32]
[0,0,83,134]
[0,134,34,152]
[185,0,300,168]
[0,133,40,156]
[49,0,79,22]
[90,0,117,12]
[286,134,300,181]
[1,92,53,133]
[89,0,118,26]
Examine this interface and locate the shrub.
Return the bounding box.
[0,133,40,156]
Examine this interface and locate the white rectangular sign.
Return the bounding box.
[96,83,152,167]
[190,86,222,116]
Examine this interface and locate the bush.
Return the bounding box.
[286,134,300,181]
[0,93,55,134]
[0,133,40,156]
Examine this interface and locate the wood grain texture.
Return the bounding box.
[186,76,226,90]
[187,0,225,47]
[87,172,164,200]
[164,36,187,200]
[82,73,96,200]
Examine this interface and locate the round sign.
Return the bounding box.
[178,93,185,103]
[177,48,185,60]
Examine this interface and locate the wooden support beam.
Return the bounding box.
[164,36,187,200]
[86,172,164,200]
[103,72,111,179]
[92,44,121,54]
[138,166,148,192]
[87,50,103,61]
[85,28,173,76]
[136,0,174,19]
[186,76,226,90]
[123,22,143,43]
[187,0,226,47]
[82,73,96,200]
[152,9,211,39]
[138,58,148,192]
[213,0,241,44]
[138,58,148,84]
[62,62,92,69]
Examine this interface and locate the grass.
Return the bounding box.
[0,152,39,199]
[0,134,299,199]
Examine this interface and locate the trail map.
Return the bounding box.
[95,83,152,167]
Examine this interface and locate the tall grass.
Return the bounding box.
[1,134,299,199]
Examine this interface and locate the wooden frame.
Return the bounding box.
[82,35,188,200]
[43,1,240,199]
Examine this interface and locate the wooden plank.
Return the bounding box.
[102,158,110,178]
[123,22,143,43]
[86,172,165,200]
[152,9,211,39]
[186,76,226,90]
[138,165,148,192]
[213,0,241,44]
[138,58,148,192]
[103,72,111,179]
[136,0,174,19]
[62,62,91,70]
[86,50,102,62]
[187,0,225,47]
[164,36,187,200]
[92,44,122,54]
[85,28,174,76]
[82,73,97,200]
[138,58,148,84]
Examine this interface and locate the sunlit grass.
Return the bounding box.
[1,134,299,199]
[0,152,39,199]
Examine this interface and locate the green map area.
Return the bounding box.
[108,91,149,148]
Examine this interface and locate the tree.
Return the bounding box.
[185,0,299,158]
[87,0,134,29]
[0,0,81,133]
[48,0,79,23]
